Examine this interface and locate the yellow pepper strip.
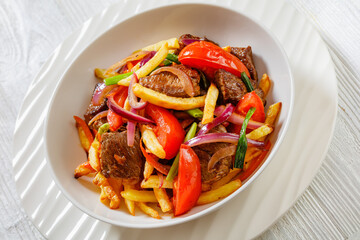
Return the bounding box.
[197,179,241,205]
[120,189,158,202]
[132,83,206,110]
[202,83,219,124]
[140,125,166,159]
[141,38,179,51]
[118,43,169,86]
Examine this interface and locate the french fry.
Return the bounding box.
[258,102,282,141]
[132,83,206,110]
[123,184,135,216]
[100,187,108,204]
[140,125,166,159]
[88,139,100,172]
[143,161,154,180]
[93,172,108,186]
[93,172,121,209]
[102,185,121,209]
[202,83,219,124]
[118,43,169,86]
[74,116,94,152]
[211,169,241,190]
[140,175,173,189]
[154,188,172,212]
[121,189,158,202]
[265,102,282,126]
[197,179,241,205]
[259,74,271,97]
[136,202,161,219]
[141,38,179,51]
[94,68,117,79]
[74,161,95,178]
[105,51,148,76]
[243,147,262,171]
[77,126,91,152]
[108,178,123,196]
[123,97,131,112]
[246,124,273,141]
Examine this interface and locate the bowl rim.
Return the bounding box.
[44,2,294,229]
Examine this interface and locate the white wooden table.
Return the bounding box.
[1,0,359,239]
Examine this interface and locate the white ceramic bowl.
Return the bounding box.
[45,3,294,228]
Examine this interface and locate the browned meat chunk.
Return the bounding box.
[231,46,258,86]
[193,125,233,184]
[139,64,201,98]
[177,34,219,53]
[214,69,247,105]
[84,83,108,126]
[100,131,144,181]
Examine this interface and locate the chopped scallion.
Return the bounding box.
[166,122,197,181]
[241,72,254,92]
[234,107,256,169]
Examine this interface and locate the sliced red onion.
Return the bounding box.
[92,83,118,106]
[107,95,154,124]
[184,133,265,148]
[128,73,147,110]
[88,110,108,126]
[150,66,195,97]
[105,50,149,74]
[208,145,237,171]
[197,103,234,136]
[181,38,203,46]
[157,172,164,188]
[139,51,156,67]
[214,105,264,130]
[127,108,137,147]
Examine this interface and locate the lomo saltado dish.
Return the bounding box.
[73,34,282,218]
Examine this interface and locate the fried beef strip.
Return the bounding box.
[100,131,144,181]
[139,64,201,98]
[230,46,258,84]
[193,125,233,184]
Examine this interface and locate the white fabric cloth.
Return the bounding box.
[1,0,359,239]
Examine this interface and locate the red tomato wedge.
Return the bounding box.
[173,144,202,216]
[107,87,128,131]
[146,104,185,159]
[236,91,265,122]
[178,41,250,79]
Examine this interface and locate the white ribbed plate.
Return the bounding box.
[12,0,337,239]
